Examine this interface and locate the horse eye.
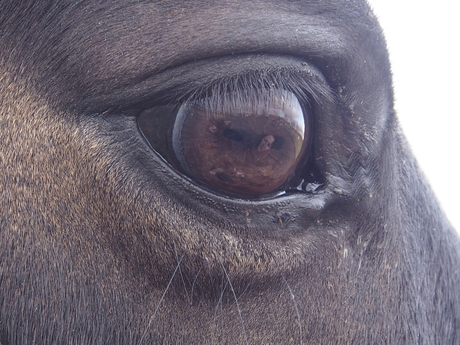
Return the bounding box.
[138,89,312,198]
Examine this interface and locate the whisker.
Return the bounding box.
[189,267,202,306]
[173,244,191,304]
[282,275,303,345]
[211,275,229,344]
[138,254,185,345]
[218,258,249,345]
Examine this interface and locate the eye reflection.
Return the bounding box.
[170,89,311,197]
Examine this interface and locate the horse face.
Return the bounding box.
[0,1,459,344]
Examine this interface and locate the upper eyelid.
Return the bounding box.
[130,68,334,120]
[83,54,334,115]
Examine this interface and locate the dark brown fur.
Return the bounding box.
[1,0,459,344]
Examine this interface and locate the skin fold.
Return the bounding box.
[0,0,459,344]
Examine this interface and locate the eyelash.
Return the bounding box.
[175,68,331,109]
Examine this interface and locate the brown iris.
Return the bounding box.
[138,89,311,197]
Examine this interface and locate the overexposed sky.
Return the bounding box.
[367,0,460,233]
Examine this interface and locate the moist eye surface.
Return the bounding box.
[138,89,312,198]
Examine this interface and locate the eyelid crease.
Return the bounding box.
[84,54,334,115]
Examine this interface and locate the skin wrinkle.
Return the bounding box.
[5,2,357,107]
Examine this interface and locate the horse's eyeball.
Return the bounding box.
[138,89,312,198]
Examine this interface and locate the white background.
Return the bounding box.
[367,0,460,233]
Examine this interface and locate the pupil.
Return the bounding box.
[223,129,244,142]
[171,89,310,197]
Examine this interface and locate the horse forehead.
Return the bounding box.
[29,0,364,90]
